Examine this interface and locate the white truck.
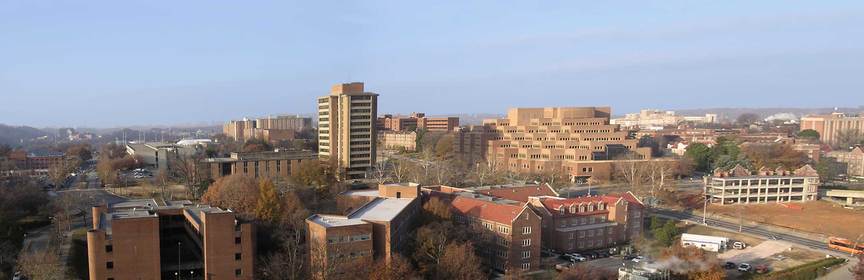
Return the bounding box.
[681,233,730,252]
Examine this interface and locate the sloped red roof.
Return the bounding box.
[539,192,643,215]
[449,196,526,224]
[476,185,557,202]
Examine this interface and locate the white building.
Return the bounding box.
[611,109,717,129]
[681,233,729,252]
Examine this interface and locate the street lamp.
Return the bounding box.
[177,241,182,280]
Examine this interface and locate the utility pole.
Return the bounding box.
[702,194,709,224]
[737,204,743,233]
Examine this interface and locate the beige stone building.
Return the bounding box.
[611,109,716,129]
[801,112,864,146]
[223,115,311,143]
[457,107,652,182]
[200,150,317,181]
[377,112,459,132]
[318,82,378,179]
[87,199,255,280]
[377,131,417,152]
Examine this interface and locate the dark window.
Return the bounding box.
[235,253,242,260]
[235,237,241,244]
[108,278,114,280]
[235,269,242,276]
[106,262,113,269]
[396,192,401,199]
[105,245,113,252]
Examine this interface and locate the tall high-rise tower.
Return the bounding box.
[317,82,378,179]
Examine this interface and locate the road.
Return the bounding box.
[654,209,828,250]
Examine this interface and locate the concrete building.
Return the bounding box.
[611,109,716,129]
[827,147,864,178]
[704,164,820,205]
[526,192,644,254]
[307,183,420,279]
[200,150,317,180]
[456,107,652,182]
[424,190,542,273]
[801,112,864,146]
[680,233,729,252]
[125,142,199,171]
[820,189,864,207]
[223,115,312,143]
[87,199,255,280]
[317,82,378,179]
[377,112,459,132]
[377,131,417,152]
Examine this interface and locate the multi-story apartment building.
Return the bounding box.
[457,107,652,182]
[801,112,864,146]
[526,193,644,253]
[200,150,317,180]
[223,115,312,143]
[704,164,820,205]
[317,82,378,179]
[424,190,542,273]
[307,183,421,279]
[377,112,460,132]
[377,131,417,152]
[456,125,498,164]
[87,199,255,280]
[827,147,864,178]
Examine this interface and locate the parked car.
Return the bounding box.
[555,263,573,271]
[632,256,646,263]
[587,252,599,259]
[597,251,610,258]
[723,262,736,269]
[564,253,586,262]
[755,265,769,274]
[733,241,747,250]
[623,254,637,261]
[738,263,752,272]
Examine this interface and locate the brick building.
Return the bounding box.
[801,112,864,146]
[307,183,421,279]
[200,150,317,181]
[827,147,864,178]
[526,193,644,253]
[456,107,652,182]
[424,189,542,273]
[377,131,417,152]
[223,115,311,144]
[87,199,255,280]
[377,112,459,132]
[704,164,820,205]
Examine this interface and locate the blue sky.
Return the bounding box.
[1,0,863,127]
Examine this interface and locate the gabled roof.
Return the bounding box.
[448,195,527,224]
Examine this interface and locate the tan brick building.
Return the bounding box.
[200,150,317,181]
[307,183,421,279]
[827,147,864,178]
[318,82,378,179]
[527,193,644,253]
[377,112,459,132]
[801,112,864,146]
[377,131,417,152]
[223,115,311,144]
[87,199,255,280]
[457,107,652,182]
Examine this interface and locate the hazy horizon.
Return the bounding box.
[3,1,864,127]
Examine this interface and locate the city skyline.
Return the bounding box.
[3,1,864,127]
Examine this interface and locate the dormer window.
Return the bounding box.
[558,206,565,214]
[569,205,577,214]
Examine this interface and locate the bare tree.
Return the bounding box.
[391,159,410,183]
[372,160,391,185]
[169,152,205,198]
[645,160,677,199]
[259,234,307,280]
[614,154,647,188]
[16,249,67,280]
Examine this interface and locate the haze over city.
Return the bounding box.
[3,0,864,127]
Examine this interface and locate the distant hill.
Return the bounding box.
[0,124,48,146]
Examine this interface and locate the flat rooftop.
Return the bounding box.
[341,189,379,197]
[309,214,368,228]
[348,197,414,222]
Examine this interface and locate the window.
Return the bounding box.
[235,253,242,260]
[106,262,114,269]
[235,237,241,244]
[521,239,531,247]
[235,269,242,277]
[521,263,531,271]
[522,226,532,235]
[521,251,531,259]
[105,245,113,253]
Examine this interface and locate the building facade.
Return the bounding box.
[377,131,417,152]
[307,183,420,279]
[317,82,378,179]
[87,199,255,280]
[801,112,864,146]
[223,115,312,143]
[611,109,716,129]
[827,147,864,178]
[456,107,652,182]
[704,164,820,205]
[527,193,644,254]
[201,150,317,180]
[377,112,459,132]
